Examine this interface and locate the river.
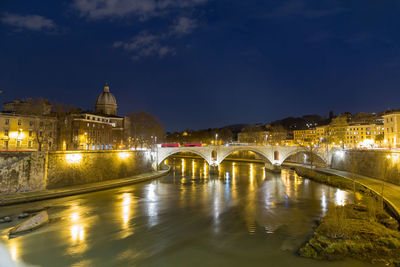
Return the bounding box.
[0,158,372,266]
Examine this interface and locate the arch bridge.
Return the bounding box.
[156,145,333,170]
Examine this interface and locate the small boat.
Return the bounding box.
[9,211,49,236]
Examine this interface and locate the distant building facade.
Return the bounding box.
[58,83,130,150]
[383,112,400,148]
[0,113,57,151]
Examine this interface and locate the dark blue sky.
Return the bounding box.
[1,0,400,131]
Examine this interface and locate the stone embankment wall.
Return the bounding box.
[0,152,47,194]
[331,150,400,186]
[0,150,154,194]
[46,151,153,188]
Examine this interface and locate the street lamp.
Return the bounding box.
[215,133,218,146]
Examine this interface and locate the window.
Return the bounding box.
[16,140,21,147]
[5,119,9,125]
[391,118,393,122]
[29,130,33,137]
[39,121,43,127]
[4,130,8,136]
[39,131,43,137]
[18,119,21,125]
[29,121,33,126]
[391,127,394,133]
[28,141,32,148]
[5,141,8,149]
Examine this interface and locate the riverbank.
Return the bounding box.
[293,166,400,265]
[287,164,400,221]
[0,167,170,206]
[299,203,400,265]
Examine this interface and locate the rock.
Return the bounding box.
[9,211,49,236]
[0,216,12,224]
[18,213,30,219]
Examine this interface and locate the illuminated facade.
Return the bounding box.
[344,124,384,148]
[58,113,113,150]
[58,83,130,150]
[383,112,400,148]
[0,113,57,151]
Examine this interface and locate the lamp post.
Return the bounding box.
[215,133,218,146]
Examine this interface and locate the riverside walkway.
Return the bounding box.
[284,162,400,220]
[0,168,170,206]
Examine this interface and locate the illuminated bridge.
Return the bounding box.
[156,145,333,170]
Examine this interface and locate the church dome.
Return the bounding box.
[95,82,118,116]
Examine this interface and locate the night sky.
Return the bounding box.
[1,1,400,131]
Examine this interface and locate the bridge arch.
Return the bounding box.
[157,148,212,165]
[216,147,274,165]
[279,148,327,166]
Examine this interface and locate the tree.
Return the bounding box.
[129,111,164,149]
[375,133,384,147]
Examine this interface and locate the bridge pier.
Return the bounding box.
[264,162,281,173]
[209,165,219,175]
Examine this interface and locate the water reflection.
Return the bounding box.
[67,205,88,255]
[335,189,346,206]
[0,158,359,267]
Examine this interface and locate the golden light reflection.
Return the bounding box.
[250,164,254,183]
[122,193,132,227]
[67,205,88,255]
[321,189,327,215]
[181,159,185,176]
[8,238,19,262]
[335,189,345,206]
[232,163,236,180]
[192,160,195,178]
[203,162,208,178]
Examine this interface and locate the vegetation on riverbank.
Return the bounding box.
[299,203,400,265]
[294,166,400,265]
[294,167,371,195]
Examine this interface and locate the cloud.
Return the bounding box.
[114,16,198,60]
[1,13,56,32]
[113,31,175,60]
[171,17,197,35]
[268,0,345,19]
[72,0,207,19]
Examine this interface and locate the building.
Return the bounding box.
[58,83,130,150]
[0,113,57,151]
[3,99,51,115]
[58,113,113,150]
[293,129,317,145]
[383,111,400,148]
[344,124,384,148]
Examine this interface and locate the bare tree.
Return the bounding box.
[129,111,164,149]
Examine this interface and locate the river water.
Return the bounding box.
[0,158,372,267]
